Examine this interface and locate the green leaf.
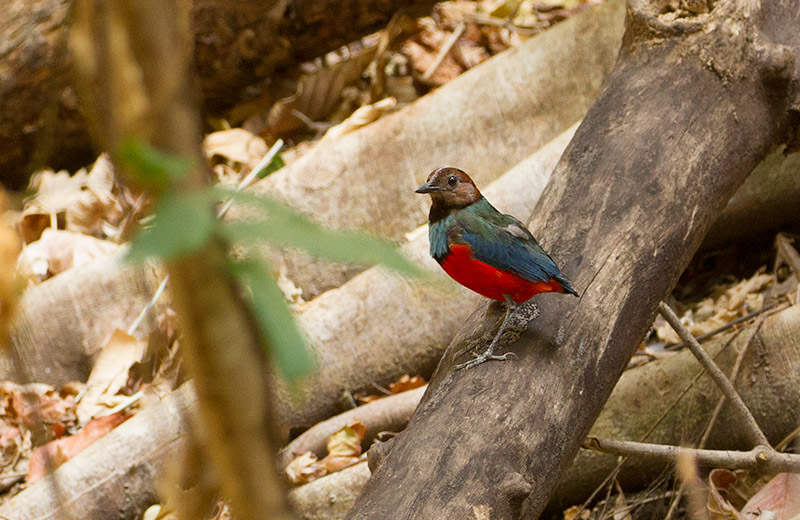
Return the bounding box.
[119,138,191,190]
[256,153,285,179]
[216,189,422,276]
[229,258,314,381]
[127,190,216,262]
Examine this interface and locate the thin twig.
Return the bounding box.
[666,301,782,351]
[583,438,800,473]
[421,22,465,81]
[658,302,770,447]
[128,275,169,336]
[217,138,284,219]
[575,330,742,519]
[665,321,756,520]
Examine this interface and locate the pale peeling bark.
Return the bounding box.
[346,1,800,518]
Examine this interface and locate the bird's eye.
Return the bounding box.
[447,175,458,186]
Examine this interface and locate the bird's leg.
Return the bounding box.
[455,297,518,370]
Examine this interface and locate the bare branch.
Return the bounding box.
[658,302,770,447]
[583,437,800,474]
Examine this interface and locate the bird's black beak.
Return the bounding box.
[415,182,441,194]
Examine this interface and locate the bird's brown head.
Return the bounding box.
[415,167,482,209]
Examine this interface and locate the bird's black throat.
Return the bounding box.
[428,197,481,224]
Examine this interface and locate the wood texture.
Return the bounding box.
[346,1,800,517]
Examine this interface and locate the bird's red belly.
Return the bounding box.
[441,244,563,303]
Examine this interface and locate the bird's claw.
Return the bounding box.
[454,350,516,370]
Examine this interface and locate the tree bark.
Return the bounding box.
[0,0,437,189]
[346,2,800,518]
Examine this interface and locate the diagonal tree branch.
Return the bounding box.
[658,302,770,448]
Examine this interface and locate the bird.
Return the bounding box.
[416,167,578,369]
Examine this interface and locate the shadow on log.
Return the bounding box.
[346,1,800,518]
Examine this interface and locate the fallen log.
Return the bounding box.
[277,386,426,470]
[0,383,196,520]
[345,0,800,517]
[5,305,798,520]
[6,254,163,384]
[289,462,371,520]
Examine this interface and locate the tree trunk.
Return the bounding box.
[346,2,800,518]
[0,0,437,189]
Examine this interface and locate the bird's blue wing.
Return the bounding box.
[453,203,559,282]
[461,227,561,283]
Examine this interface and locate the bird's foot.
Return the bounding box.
[454,349,516,370]
[453,339,482,359]
[507,301,539,332]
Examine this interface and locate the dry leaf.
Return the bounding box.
[0,381,77,429]
[317,420,366,473]
[20,157,121,243]
[66,154,120,236]
[389,374,427,394]
[27,412,129,483]
[285,451,326,485]
[320,97,396,143]
[656,269,773,344]
[743,473,800,520]
[257,43,378,136]
[76,329,148,425]
[563,505,591,520]
[17,228,121,282]
[326,421,366,458]
[203,128,269,172]
[709,469,746,520]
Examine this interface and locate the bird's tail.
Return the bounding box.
[555,274,579,297]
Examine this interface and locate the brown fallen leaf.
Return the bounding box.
[742,473,800,520]
[317,420,366,472]
[20,156,121,244]
[1,381,77,430]
[27,412,129,483]
[17,228,121,283]
[285,451,326,485]
[708,469,746,520]
[285,420,367,484]
[77,329,148,425]
[389,374,427,394]
[203,128,269,173]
